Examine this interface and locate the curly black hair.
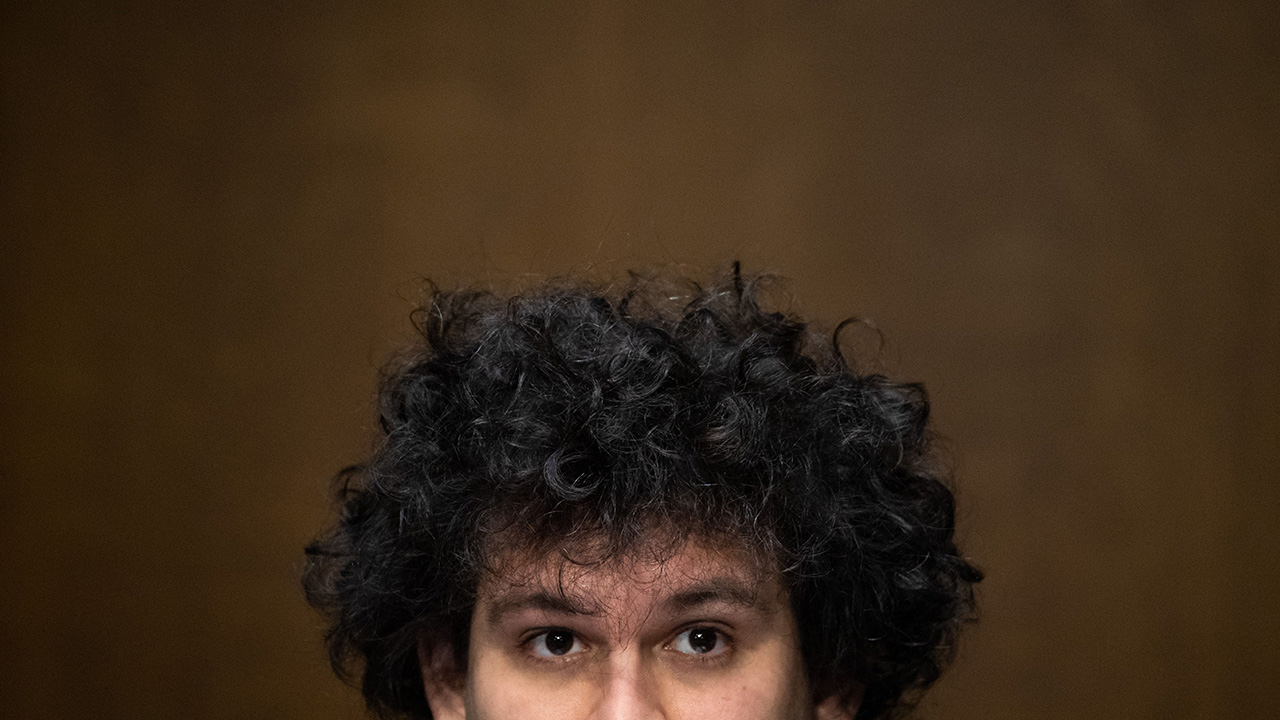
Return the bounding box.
[303,266,981,720]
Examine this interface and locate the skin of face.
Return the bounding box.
[419,539,857,720]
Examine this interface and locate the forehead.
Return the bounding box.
[475,536,782,618]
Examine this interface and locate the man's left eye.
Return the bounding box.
[670,626,728,656]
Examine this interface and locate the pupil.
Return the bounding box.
[545,630,573,655]
[689,628,716,654]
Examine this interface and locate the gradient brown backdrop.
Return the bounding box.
[3,2,1277,719]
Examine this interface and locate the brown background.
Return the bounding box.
[2,1,1277,718]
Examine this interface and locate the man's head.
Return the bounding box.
[304,268,981,719]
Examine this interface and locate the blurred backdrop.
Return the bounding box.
[2,2,1277,718]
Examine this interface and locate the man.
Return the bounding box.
[304,267,981,720]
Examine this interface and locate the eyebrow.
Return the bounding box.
[485,591,603,625]
[660,578,765,614]
[484,576,768,626]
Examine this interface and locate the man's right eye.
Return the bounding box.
[528,629,585,658]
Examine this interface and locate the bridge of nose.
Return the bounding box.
[592,648,668,720]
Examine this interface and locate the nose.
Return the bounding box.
[593,651,665,720]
